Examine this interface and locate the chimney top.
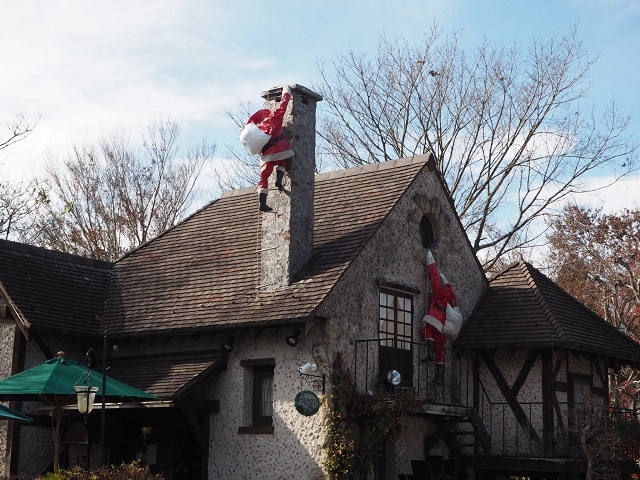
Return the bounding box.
[261,84,323,103]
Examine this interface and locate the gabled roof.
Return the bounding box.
[0,239,112,337]
[102,155,431,337]
[107,354,226,400]
[455,261,640,365]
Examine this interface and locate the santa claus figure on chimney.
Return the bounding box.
[240,85,294,212]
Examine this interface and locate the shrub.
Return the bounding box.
[41,461,161,480]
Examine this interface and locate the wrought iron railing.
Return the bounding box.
[353,338,640,460]
[353,339,474,407]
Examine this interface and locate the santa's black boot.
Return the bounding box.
[422,341,435,362]
[259,193,272,212]
[433,364,445,385]
[275,170,285,191]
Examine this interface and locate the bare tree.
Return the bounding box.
[0,175,47,241]
[0,113,42,241]
[0,113,38,151]
[314,25,639,270]
[32,120,215,261]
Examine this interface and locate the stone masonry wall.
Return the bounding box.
[315,161,487,477]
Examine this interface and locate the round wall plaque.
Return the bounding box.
[295,390,320,416]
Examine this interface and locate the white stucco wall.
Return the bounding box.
[206,163,487,479]
[0,319,15,476]
[208,326,327,480]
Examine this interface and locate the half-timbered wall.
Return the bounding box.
[476,349,545,457]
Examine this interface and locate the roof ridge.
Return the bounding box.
[0,238,111,269]
[315,154,430,182]
[522,261,571,344]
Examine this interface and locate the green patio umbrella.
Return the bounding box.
[0,352,158,471]
[0,404,33,423]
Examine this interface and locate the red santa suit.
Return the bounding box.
[246,88,294,194]
[420,254,458,365]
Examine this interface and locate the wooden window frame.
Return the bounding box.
[238,359,275,435]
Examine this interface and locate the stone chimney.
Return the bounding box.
[260,84,323,290]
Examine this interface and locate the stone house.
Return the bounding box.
[0,84,639,479]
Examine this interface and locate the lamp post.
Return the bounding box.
[100,327,107,466]
[80,327,108,467]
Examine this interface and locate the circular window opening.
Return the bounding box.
[419,216,435,249]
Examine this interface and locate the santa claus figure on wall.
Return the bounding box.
[420,249,458,385]
[240,85,294,212]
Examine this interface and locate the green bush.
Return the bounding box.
[40,461,161,480]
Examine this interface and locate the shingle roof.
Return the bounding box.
[0,239,112,337]
[455,261,640,365]
[107,354,226,400]
[102,155,431,337]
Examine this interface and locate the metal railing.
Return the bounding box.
[352,339,640,459]
[353,339,474,407]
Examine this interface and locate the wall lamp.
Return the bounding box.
[221,335,235,352]
[285,329,301,347]
[298,362,325,394]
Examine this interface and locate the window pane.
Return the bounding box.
[379,289,414,346]
[253,365,275,425]
[260,376,273,417]
[380,293,388,306]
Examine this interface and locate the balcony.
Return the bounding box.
[353,338,473,407]
[353,338,640,460]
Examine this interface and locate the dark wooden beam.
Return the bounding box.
[179,409,208,452]
[458,455,585,474]
[480,352,543,453]
[593,356,606,388]
[553,354,564,381]
[425,416,463,452]
[511,349,539,396]
[467,408,492,454]
[542,350,554,456]
[175,399,219,413]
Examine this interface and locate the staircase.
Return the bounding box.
[422,405,490,456]
[398,406,491,480]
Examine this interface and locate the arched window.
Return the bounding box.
[419,216,435,249]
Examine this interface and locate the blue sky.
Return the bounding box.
[1,0,639,210]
